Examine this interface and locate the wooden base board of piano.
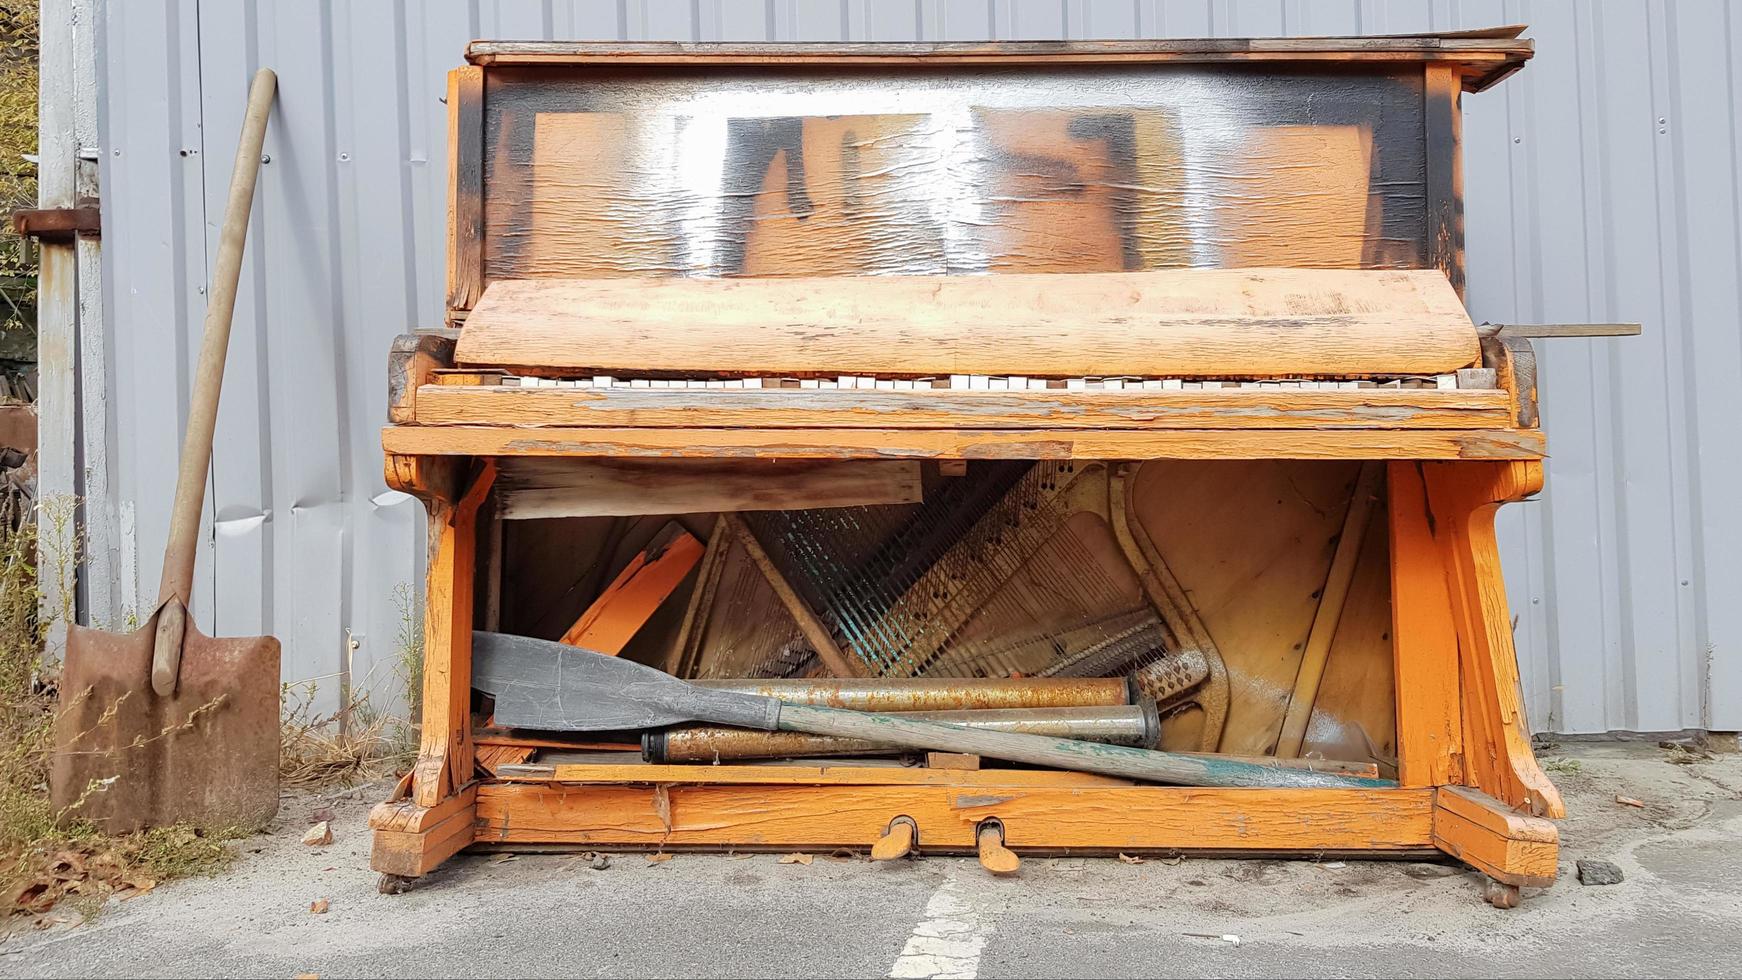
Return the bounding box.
[370,453,1564,906]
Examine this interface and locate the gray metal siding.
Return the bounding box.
[88,0,1740,732]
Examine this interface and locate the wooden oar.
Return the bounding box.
[471,632,1391,790]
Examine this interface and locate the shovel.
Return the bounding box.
[51,70,281,833]
[472,631,1392,790]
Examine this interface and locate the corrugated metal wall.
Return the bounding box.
[87,0,1741,733]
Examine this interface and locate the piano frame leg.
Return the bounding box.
[368,455,494,880]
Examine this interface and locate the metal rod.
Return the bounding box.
[647,704,1160,762]
[691,675,1132,712]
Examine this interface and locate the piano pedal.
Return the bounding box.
[976,819,1021,876]
[871,816,919,862]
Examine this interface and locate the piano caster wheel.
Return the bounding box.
[378,873,416,895]
[872,816,918,862]
[976,820,1020,877]
[1483,878,1521,909]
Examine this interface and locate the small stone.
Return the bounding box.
[1576,859,1624,886]
[309,898,330,914]
[308,807,336,824]
[301,821,333,847]
[590,854,610,871]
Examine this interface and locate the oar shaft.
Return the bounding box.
[776,704,1389,790]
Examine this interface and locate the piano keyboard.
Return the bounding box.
[479,372,1491,391]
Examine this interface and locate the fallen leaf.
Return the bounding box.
[778,853,814,866]
[1117,853,1144,865]
[645,852,673,865]
[489,852,518,864]
[1615,795,1646,808]
[301,821,334,847]
[309,898,330,914]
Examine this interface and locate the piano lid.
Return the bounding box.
[452,268,1480,380]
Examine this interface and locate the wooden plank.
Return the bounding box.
[1432,787,1558,887]
[1492,322,1642,338]
[725,514,868,678]
[415,385,1516,431]
[444,66,484,314]
[495,457,923,520]
[474,782,1437,851]
[927,752,983,771]
[559,522,703,653]
[666,515,727,677]
[1276,461,1385,757]
[1387,462,1464,787]
[1423,65,1466,298]
[453,270,1481,379]
[382,425,1549,462]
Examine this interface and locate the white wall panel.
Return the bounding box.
[88,0,1739,731]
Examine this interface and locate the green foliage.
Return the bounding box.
[0,1,35,338]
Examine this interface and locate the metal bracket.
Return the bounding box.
[13,206,101,243]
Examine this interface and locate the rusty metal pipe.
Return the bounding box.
[689,676,1131,712]
[645,703,1160,763]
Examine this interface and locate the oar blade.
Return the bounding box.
[472,630,696,731]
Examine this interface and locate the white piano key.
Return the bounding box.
[1280,381,1301,389]
[593,376,613,387]
[969,375,990,390]
[894,379,915,390]
[1067,378,1087,391]
[950,375,969,389]
[572,378,591,388]
[503,377,522,387]
[1141,379,1162,390]
[876,379,896,390]
[628,379,649,388]
[1339,381,1361,390]
[1435,373,1458,389]
[1029,378,1049,390]
[1182,381,1203,390]
[1161,379,1182,390]
[801,379,820,389]
[1008,376,1027,389]
[743,378,763,388]
[1103,378,1124,391]
[1240,381,1259,389]
[1260,381,1281,390]
[724,378,744,388]
[707,380,725,389]
[559,379,578,388]
[820,380,839,389]
[989,377,1009,390]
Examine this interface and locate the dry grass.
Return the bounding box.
[0,498,241,930]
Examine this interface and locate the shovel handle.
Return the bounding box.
[152,69,276,695]
[776,704,1390,790]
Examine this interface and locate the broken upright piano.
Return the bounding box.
[373,28,1580,908]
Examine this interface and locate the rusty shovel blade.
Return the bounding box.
[51,618,280,835]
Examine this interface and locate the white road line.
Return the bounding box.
[888,876,998,980]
